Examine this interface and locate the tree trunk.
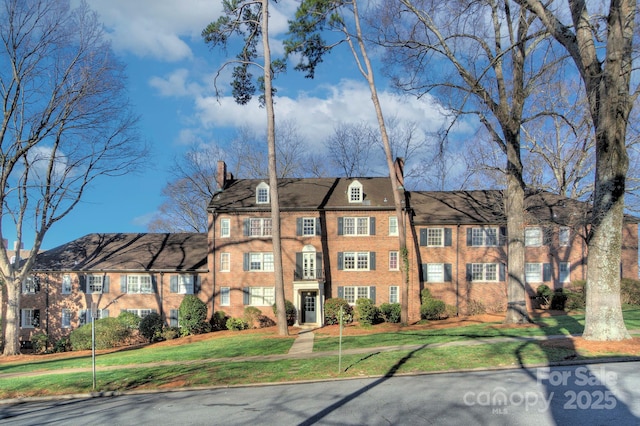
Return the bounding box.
[503,129,531,324]
[3,279,20,356]
[261,0,288,336]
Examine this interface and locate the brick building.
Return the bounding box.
[15,160,639,345]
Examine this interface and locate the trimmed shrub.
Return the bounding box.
[31,332,49,354]
[355,298,379,326]
[550,289,568,310]
[211,311,229,331]
[565,280,586,311]
[621,278,640,306]
[179,295,211,336]
[324,298,353,325]
[273,300,297,326]
[139,312,164,342]
[226,317,249,331]
[536,284,553,307]
[53,337,70,353]
[421,298,446,320]
[379,303,401,323]
[466,299,487,316]
[70,317,131,350]
[243,306,263,328]
[420,288,433,305]
[162,327,180,340]
[117,311,141,329]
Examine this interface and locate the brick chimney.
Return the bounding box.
[216,160,234,190]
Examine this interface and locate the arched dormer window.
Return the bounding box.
[256,182,269,204]
[348,180,363,203]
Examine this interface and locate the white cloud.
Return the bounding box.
[149,69,204,97]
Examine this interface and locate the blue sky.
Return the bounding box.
[28,0,469,250]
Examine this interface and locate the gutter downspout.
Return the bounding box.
[456,224,460,316]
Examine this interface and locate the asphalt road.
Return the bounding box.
[1,361,638,425]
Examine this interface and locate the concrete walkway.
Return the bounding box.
[287,329,314,355]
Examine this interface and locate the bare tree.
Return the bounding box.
[517,0,638,341]
[326,122,376,177]
[286,0,413,324]
[203,0,289,335]
[149,143,226,233]
[376,0,561,323]
[0,0,145,355]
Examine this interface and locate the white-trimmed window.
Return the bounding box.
[525,227,543,247]
[470,263,499,282]
[248,252,274,272]
[220,252,230,272]
[343,217,370,236]
[127,275,153,294]
[220,287,230,306]
[348,180,363,203]
[470,227,499,246]
[343,252,370,271]
[21,308,37,328]
[343,286,371,304]
[79,308,108,325]
[559,262,571,283]
[389,286,399,304]
[256,182,269,204]
[249,218,272,237]
[525,263,543,283]
[22,277,38,294]
[87,275,104,294]
[61,309,72,328]
[426,228,444,247]
[125,309,153,318]
[426,263,445,282]
[178,275,194,294]
[220,218,231,238]
[250,287,275,306]
[559,227,570,247]
[389,216,398,236]
[62,275,72,294]
[389,251,399,271]
[302,217,317,236]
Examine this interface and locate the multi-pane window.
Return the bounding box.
[471,227,499,246]
[559,227,570,247]
[343,252,370,271]
[127,275,153,294]
[220,218,230,238]
[62,275,72,294]
[21,309,37,328]
[389,286,399,304]
[389,216,398,236]
[220,287,230,306]
[343,286,371,304]
[177,275,194,294]
[302,218,316,236]
[249,218,272,237]
[220,253,230,272]
[559,262,571,283]
[470,263,498,281]
[348,181,363,202]
[61,309,72,328]
[426,228,444,246]
[249,253,274,271]
[525,263,543,282]
[525,227,543,246]
[250,287,275,306]
[426,263,445,282]
[22,277,38,294]
[88,275,104,294]
[343,217,370,236]
[389,251,399,271]
[256,182,269,204]
[126,309,153,318]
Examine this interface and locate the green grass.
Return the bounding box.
[0,310,637,400]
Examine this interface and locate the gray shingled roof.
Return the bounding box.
[408,190,632,226]
[32,233,208,272]
[208,177,396,212]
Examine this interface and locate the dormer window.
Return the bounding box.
[256,182,269,204]
[348,180,363,203]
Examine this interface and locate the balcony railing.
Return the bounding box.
[293,268,324,281]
